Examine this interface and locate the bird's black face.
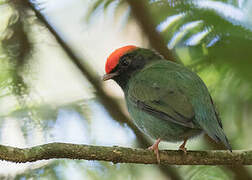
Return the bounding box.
[103,48,163,89]
[112,49,162,89]
[109,51,146,89]
[113,52,143,76]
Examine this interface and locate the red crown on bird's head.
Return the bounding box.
[105,45,137,74]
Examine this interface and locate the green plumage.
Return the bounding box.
[110,48,231,151]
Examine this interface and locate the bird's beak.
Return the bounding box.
[102,72,119,81]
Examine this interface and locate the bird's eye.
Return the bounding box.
[121,58,130,67]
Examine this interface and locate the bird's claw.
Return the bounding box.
[179,146,187,154]
[148,138,161,163]
[179,138,188,154]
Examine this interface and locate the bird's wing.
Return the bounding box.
[127,65,196,128]
[209,96,223,128]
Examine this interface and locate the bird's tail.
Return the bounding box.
[205,124,232,152]
[197,118,232,151]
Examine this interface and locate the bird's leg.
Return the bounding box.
[148,138,161,163]
[179,138,188,153]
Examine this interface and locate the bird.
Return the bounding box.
[103,45,232,162]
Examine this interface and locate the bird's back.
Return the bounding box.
[127,60,231,150]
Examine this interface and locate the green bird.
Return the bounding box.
[103,45,232,162]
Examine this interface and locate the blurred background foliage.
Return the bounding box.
[0,0,252,179]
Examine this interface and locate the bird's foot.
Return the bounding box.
[179,138,188,154]
[148,138,161,163]
[179,145,187,154]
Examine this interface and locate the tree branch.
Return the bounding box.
[0,143,251,165]
[205,135,252,180]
